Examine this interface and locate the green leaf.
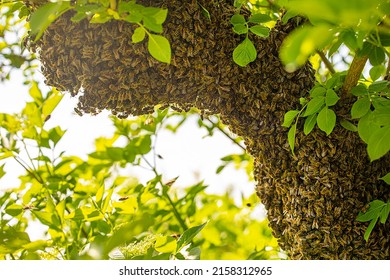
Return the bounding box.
[125,12,143,23]
[48,126,65,147]
[30,2,71,41]
[22,240,48,252]
[369,46,386,66]
[380,172,390,185]
[340,119,358,132]
[367,126,390,161]
[364,217,378,241]
[29,81,43,105]
[143,18,163,33]
[132,27,146,43]
[288,124,297,156]
[233,38,257,67]
[106,147,124,161]
[249,13,272,23]
[176,222,207,253]
[42,89,63,117]
[303,96,325,116]
[370,65,386,81]
[325,89,340,106]
[96,185,105,205]
[317,107,336,135]
[310,86,326,98]
[358,111,380,143]
[147,34,171,64]
[5,204,23,217]
[303,113,317,135]
[0,164,5,179]
[142,7,168,24]
[369,80,389,92]
[280,25,334,70]
[155,236,177,253]
[357,200,385,222]
[230,14,246,25]
[32,211,58,229]
[351,84,368,96]
[379,203,390,224]
[233,24,248,35]
[351,97,370,119]
[282,110,299,127]
[198,3,211,21]
[249,25,270,37]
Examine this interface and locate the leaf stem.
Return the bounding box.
[109,0,117,11]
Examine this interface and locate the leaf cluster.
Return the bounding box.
[282,75,342,155]
[230,13,271,66]
[0,83,279,260]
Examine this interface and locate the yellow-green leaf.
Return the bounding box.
[147,34,171,64]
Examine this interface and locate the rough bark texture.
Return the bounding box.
[33,0,390,259]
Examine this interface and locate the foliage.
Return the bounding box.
[279,0,390,239]
[0,78,279,259]
[1,0,390,252]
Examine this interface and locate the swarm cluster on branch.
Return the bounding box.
[32,0,390,259]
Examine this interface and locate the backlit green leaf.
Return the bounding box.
[282,110,299,127]
[176,222,207,253]
[5,204,23,217]
[304,113,317,135]
[42,89,63,118]
[155,236,177,253]
[30,2,71,41]
[147,34,171,64]
[233,38,257,67]
[132,27,146,43]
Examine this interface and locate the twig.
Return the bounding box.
[206,118,246,151]
[316,50,335,75]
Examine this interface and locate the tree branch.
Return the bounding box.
[341,55,368,96]
[316,50,335,75]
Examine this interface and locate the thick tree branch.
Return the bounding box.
[341,55,368,96]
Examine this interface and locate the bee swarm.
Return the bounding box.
[33,0,390,259]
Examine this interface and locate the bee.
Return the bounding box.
[23,204,35,210]
[74,107,83,116]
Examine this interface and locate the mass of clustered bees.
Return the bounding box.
[32,0,390,259]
